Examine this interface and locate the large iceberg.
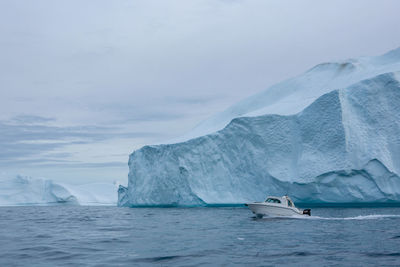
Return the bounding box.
[0,176,118,206]
[119,48,400,206]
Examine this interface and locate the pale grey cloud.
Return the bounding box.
[11,115,56,124]
[0,117,164,170]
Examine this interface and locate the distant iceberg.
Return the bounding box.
[119,48,400,206]
[0,175,118,206]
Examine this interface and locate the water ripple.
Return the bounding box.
[0,206,399,266]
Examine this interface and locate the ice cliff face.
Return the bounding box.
[0,176,118,206]
[119,48,400,206]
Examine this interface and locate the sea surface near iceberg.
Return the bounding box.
[1,206,400,266]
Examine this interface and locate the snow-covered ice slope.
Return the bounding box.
[177,47,400,141]
[119,48,400,206]
[0,176,118,206]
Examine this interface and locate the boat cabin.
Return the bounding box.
[265,196,295,207]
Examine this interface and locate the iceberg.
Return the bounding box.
[119,48,400,206]
[0,175,118,206]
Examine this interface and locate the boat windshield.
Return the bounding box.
[266,198,281,203]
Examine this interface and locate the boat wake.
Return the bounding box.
[309,214,400,220]
[272,214,400,220]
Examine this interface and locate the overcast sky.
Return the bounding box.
[1,0,400,184]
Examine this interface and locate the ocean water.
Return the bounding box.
[1,206,400,266]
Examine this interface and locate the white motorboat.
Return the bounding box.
[245,196,311,217]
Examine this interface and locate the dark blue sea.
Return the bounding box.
[1,206,400,266]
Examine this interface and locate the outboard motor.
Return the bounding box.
[302,209,311,216]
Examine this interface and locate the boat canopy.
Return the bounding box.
[264,196,295,207]
[265,197,281,203]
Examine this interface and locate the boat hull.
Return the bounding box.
[246,203,304,217]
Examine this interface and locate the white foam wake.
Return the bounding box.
[298,214,400,220]
[258,214,400,220]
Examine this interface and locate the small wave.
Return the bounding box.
[365,252,400,258]
[132,254,190,263]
